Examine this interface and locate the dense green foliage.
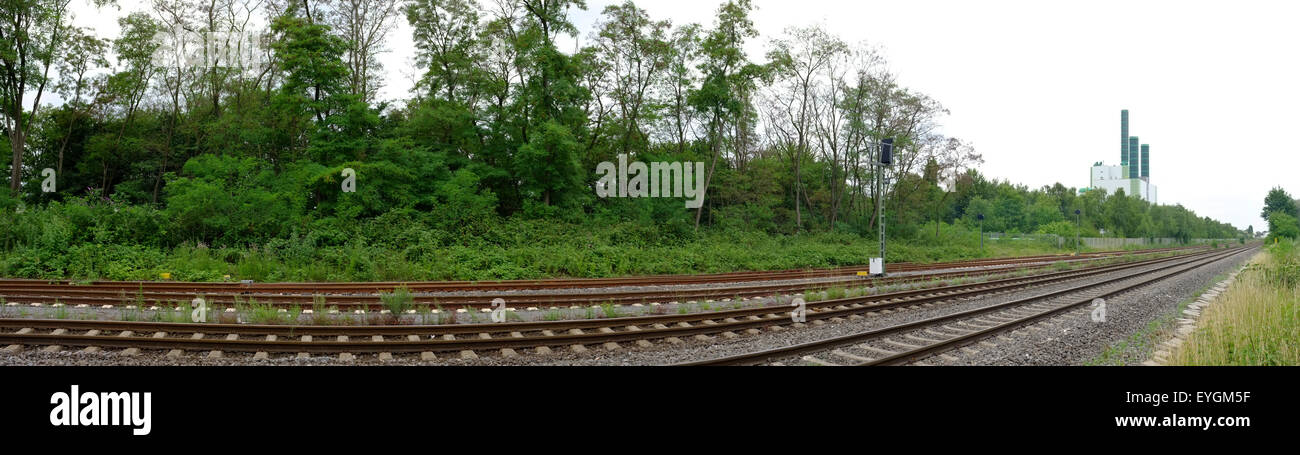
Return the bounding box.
[0,0,1244,281]
[1261,186,1299,221]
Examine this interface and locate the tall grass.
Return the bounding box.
[1169,241,1299,365]
[379,286,414,323]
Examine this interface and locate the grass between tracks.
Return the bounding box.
[1167,240,1300,365]
[0,248,1204,326]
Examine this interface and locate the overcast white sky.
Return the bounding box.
[68,0,1299,231]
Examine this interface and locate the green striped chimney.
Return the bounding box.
[1128,136,1140,178]
[1121,110,1129,165]
[1141,144,1150,179]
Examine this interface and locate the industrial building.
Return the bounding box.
[1083,110,1157,203]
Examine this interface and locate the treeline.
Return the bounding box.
[1,0,1241,253]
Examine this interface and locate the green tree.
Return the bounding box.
[689,0,761,229]
[406,0,482,104]
[1262,186,1298,220]
[268,12,355,166]
[593,0,671,156]
[0,0,88,193]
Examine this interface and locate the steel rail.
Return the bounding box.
[0,248,1238,356]
[0,248,1208,337]
[675,246,1252,366]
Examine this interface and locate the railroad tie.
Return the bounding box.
[884,339,921,350]
[378,352,394,361]
[51,329,66,335]
[903,333,944,345]
[226,333,239,340]
[373,335,385,342]
[85,330,100,336]
[460,350,478,359]
[801,356,839,366]
[407,335,420,341]
[570,344,588,354]
[80,346,101,354]
[442,334,455,341]
[831,350,871,363]
[420,352,437,361]
[208,350,224,359]
[191,333,205,339]
[43,345,64,353]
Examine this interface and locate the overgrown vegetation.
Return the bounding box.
[1169,239,1299,365]
[379,285,414,319]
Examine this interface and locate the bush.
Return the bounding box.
[1268,212,1299,240]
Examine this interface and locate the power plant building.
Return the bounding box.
[1084,109,1157,203]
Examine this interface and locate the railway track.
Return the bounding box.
[0,247,1204,310]
[678,245,1256,366]
[0,246,1243,361]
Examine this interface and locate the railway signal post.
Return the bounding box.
[1075,209,1082,254]
[874,138,894,276]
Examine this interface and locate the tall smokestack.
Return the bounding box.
[1121,110,1129,165]
[1141,144,1150,180]
[1128,136,1140,178]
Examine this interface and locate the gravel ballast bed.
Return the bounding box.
[0,250,1240,366]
